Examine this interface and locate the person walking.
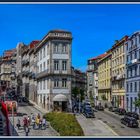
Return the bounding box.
[23,117,28,131]
[27,116,31,126]
[31,114,35,129]
[25,126,29,136]
[16,118,21,130]
[42,117,47,130]
[39,118,42,129]
[35,116,39,129]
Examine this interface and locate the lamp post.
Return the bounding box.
[12,103,15,135]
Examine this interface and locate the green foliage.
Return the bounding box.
[44,112,84,136]
[72,87,85,101]
[72,87,80,98]
[133,99,140,107]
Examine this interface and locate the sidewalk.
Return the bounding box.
[76,114,118,136]
[29,100,48,114]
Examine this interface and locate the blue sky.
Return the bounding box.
[1,4,140,71]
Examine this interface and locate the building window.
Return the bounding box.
[131,40,134,46]
[43,62,45,71]
[135,82,137,92]
[54,60,59,70]
[62,78,67,88]
[126,43,128,51]
[40,64,42,72]
[43,80,45,89]
[130,83,133,92]
[40,50,42,60]
[134,66,137,76]
[127,83,129,92]
[135,37,137,45]
[43,48,45,58]
[62,60,67,71]
[130,53,132,61]
[62,45,67,53]
[40,81,42,90]
[134,51,137,59]
[127,55,129,63]
[53,43,58,53]
[40,95,42,103]
[54,79,59,88]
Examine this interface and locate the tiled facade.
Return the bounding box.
[125,31,140,113]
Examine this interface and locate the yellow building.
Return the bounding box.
[98,51,112,106]
[111,36,128,108]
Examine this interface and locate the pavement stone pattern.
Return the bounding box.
[76,114,117,136]
[9,102,58,136]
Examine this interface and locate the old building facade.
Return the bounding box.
[111,36,128,108]
[87,54,106,105]
[35,30,72,112]
[98,51,112,107]
[125,31,140,113]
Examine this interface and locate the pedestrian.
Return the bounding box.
[35,116,39,129]
[42,117,47,130]
[39,118,42,129]
[16,118,21,130]
[31,115,35,129]
[27,116,31,126]
[25,126,29,136]
[37,113,40,119]
[23,117,28,130]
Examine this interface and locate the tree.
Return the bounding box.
[133,92,140,111]
[72,87,85,102]
[72,87,80,98]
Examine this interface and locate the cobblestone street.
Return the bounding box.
[9,102,58,136]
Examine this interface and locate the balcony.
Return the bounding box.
[112,76,117,81]
[129,45,137,52]
[127,59,139,66]
[36,69,49,79]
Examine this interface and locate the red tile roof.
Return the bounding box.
[90,53,107,60]
[29,40,40,49]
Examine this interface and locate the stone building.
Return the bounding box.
[28,41,39,103]
[0,49,16,91]
[21,45,30,99]
[35,29,73,112]
[87,54,106,105]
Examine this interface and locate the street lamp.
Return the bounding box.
[12,104,15,135]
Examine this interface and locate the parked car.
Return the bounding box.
[95,105,104,111]
[114,107,120,114]
[121,116,139,128]
[108,106,118,112]
[83,108,95,118]
[117,108,126,115]
[125,112,139,120]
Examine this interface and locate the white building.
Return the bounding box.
[35,29,72,112]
